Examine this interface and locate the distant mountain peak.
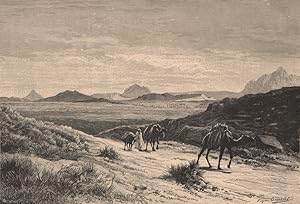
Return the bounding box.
[40,90,93,102]
[121,84,151,98]
[274,66,285,73]
[241,67,300,94]
[24,90,43,101]
[62,90,78,94]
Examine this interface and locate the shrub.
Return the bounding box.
[165,160,207,190]
[0,155,116,204]
[98,146,120,160]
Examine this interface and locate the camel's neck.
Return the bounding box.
[231,135,246,146]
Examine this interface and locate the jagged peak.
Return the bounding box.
[274,66,286,73]
[29,89,38,94]
[241,67,298,94]
[24,89,43,101]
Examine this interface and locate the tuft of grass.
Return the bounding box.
[165,160,207,190]
[98,146,120,160]
[0,154,117,204]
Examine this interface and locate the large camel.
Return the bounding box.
[143,124,167,151]
[196,123,254,170]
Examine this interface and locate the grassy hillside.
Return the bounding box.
[0,106,89,160]
[0,107,143,203]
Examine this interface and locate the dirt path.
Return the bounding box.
[81,135,299,204]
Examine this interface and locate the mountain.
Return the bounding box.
[241,67,300,95]
[23,90,43,101]
[40,90,93,102]
[121,84,151,98]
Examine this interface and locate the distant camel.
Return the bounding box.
[121,132,136,151]
[196,123,254,169]
[143,124,167,151]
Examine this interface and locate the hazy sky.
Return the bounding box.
[0,0,299,97]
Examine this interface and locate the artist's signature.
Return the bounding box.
[257,196,293,203]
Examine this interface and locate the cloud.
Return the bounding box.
[0,0,299,97]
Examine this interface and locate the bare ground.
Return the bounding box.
[36,134,300,204]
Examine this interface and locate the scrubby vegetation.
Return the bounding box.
[98,146,120,160]
[0,106,88,160]
[165,160,207,190]
[0,154,116,204]
[0,107,147,203]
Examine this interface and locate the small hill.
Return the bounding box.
[121,84,151,98]
[40,90,93,102]
[241,67,300,94]
[135,93,175,101]
[23,90,43,101]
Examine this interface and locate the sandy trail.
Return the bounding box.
[80,135,299,204]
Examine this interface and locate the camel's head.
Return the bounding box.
[243,135,255,143]
[152,124,160,132]
[160,127,167,138]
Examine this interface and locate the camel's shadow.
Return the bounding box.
[199,166,232,174]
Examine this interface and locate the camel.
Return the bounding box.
[121,132,136,151]
[196,123,254,170]
[143,124,167,151]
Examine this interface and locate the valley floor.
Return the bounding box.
[61,135,299,204]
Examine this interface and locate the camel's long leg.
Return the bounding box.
[227,148,233,168]
[152,140,156,151]
[196,147,206,164]
[206,149,212,168]
[218,146,225,170]
[145,141,149,151]
[124,143,126,150]
[156,138,159,150]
